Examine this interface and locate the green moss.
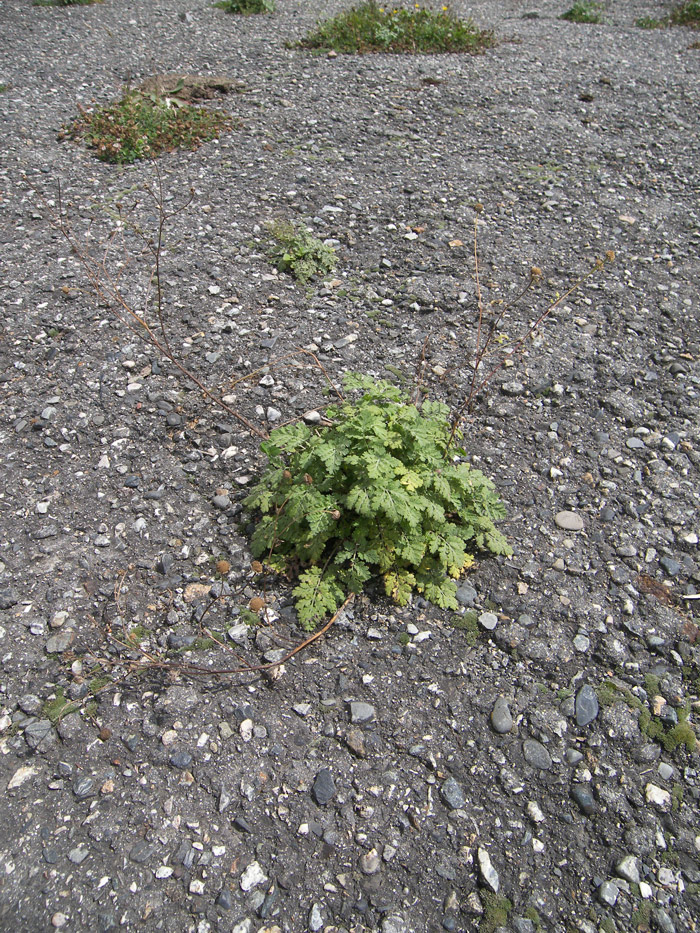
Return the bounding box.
[671,783,684,811]
[41,688,79,724]
[596,680,642,710]
[635,16,667,28]
[631,901,651,928]
[560,1,605,24]
[239,607,261,627]
[644,673,661,697]
[524,907,544,932]
[450,610,479,646]
[663,720,696,753]
[398,632,411,646]
[89,675,112,695]
[480,893,513,933]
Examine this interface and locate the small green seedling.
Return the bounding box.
[267,220,337,283]
[560,2,606,24]
[214,0,275,14]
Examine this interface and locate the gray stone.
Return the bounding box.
[129,841,155,863]
[440,776,466,811]
[512,920,535,933]
[659,556,681,577]
[68,846,89,865]
[24,719,57,750]
[0,589,18,610]
[312,768,336,806]
[381,917,407,933]
[490,697,513,734]
[212,494,231,510]
[575,684,599,727]
[597,881,619,907]
[169,751,193,770]
[456,583,477,607]
[73,777,95,799]
[570,785,596,816]
[45,632,74,653]
[477,847,500,893]
[349,701,376,724]
[522,739,552,770]
[479,612,498,631]
[554,510,584,532]
[309,903,324,932]
[615,855,640,884]
[652,908,676,933]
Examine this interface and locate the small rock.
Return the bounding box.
[68,846,89,865]
[597,881,619,907]
[554,510,584,532]
[169,751,193,770]
[478,612,498,631]
[345,727,366,758]
[575,684,599,727]
[73,777,95,799]
[615,855,640,884]
[312,768,336,806]
[645,783,671,810]
[652,908,676,933]
[490,697,513,734]
[129,841,154,864]
[349,701,375,724]
[51,914,69,929]
[522,739,552,770]
[360,848,381,875]
[216,888,234,910]
[240,860,267,892]
[381,917,407,933]
[477,847,499,893]
[440,776,466,811]
[570,785,596,816]
[309,903,324,931]
[456,583,477,607]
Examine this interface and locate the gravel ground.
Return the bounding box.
[1,1,699,932]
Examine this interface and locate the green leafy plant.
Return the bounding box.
[245,374,511,630]
[560,1,605,23]
[294,1,494,54]
[61,89,231,164]
[671,0,700,26]
[267,220,337,283]
[215,0,274,13]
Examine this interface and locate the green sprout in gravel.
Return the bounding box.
[267,220,337,283]
[635,16,667,28]
[294,1,494,54]
[61,89,231,164]
[245,374,511,630]
[560,1,606,24]
[671,0,700,26]
[214,0,274,14]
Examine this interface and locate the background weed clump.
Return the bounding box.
[671,0,700,26]
[295,2,494,54]
[62,89,231,164]
[560,1,606,23]
[245,374,511,630]
[214,0,275,14]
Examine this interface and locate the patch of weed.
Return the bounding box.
[0,84,10,93]
[600,918,616,933]
[524,907,544,932]
[644,672,661,697]
[245,373,511,630]
[596,680,642,710]
[631,902,651,928]
[671,0,700,26]
[89,675,112,695]
[671,783,684,810]
[560,1,606,24]
[41,688,79,724]
[126,624,148,643]
[635,16,667,28]
[239,607,262,627]
[215,0,274,12]
[294,2,494,55]
[480,892,513,933]
[638,707,696,753]
[267,220,337,284]
[398,632,411,646]
[450,610,479,646]
[61,89,230,164]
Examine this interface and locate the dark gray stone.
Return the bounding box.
[490,697,513,734]
[575,684,599,727]
[571,785,596,816]
[169,751,193,770]
[522,739,552,770]
[440,776,466,811]
[129,841,155,863]
[312,768,336,806]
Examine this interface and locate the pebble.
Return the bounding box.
[554,511,584,531]
[381,917,407,933]
[169,751,193,770]
[360,848,381,875]
[490,697,513,734]
[440,776,466,811]
[478,612,498,631]
[312,768,336,806]
[645,783,671,809]
[522,739,552,770]
[240,861,267,892]
[51,913,69,929]
[349,701,375,724]
[456,583,477,607]
[477,847,500,893]
[615,855,640,884]
[575,684,599,727]
[597,880,619,906]
[309,903,324,931]
[570,785,596,816]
